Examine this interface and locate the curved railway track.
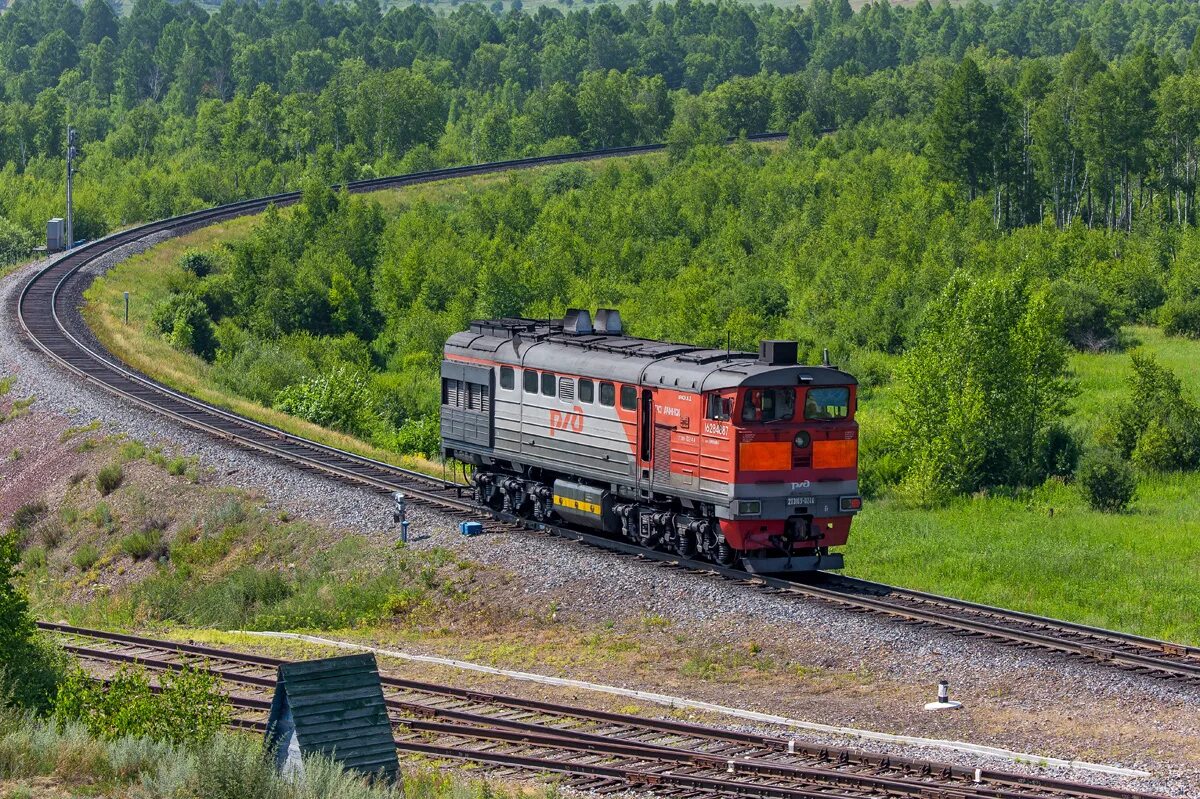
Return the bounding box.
[13,141,1200,694]
[43,622,1169,799]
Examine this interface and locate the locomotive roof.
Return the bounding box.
[445,317,856,393]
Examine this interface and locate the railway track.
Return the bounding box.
[43,622,1169,799]
[13,141,1200,694]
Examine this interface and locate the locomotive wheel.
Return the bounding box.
[715,539,737,567]
[674,528,696,558]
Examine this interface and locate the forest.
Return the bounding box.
[7,0,1200,505]
[5,0,1200,249]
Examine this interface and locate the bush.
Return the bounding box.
[96,464,124,496]
[1034,423,1081,481]
[1054,278,1121,351]
[1160,297,1200,338]
[0,216,33,267]
[1078,449,1136,513]
[274,365,376,436]
[1107,354,1200,471]
[73,545,100,571]
[54,665,230,747]
[150,292,217,361]
[10,501,48,534]
[0,530,66,711]
[119,531,166,561]
[178,250,217,278]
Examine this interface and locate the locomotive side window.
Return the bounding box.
[741,388,795,423]
[523,370,538,393]
[706,394,732,421]
[541,372,557,397]
[620,385,637,410]
[578,379,594,404]
[500,367,514,390]
[599,382,615,406]
[805,387,851,420]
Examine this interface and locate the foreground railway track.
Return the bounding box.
[14,141,1200,693]
[43,622,1169,799]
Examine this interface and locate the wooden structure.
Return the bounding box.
[264,653,399,781]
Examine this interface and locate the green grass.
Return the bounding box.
[1071,326,1200,428]
[0,707,535,799]
[846,327,1200,644]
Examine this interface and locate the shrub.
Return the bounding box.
[0,216,34,267]
[167,456,188,476]
[11,501,48,533]
[1160,297,1200,338]
[1054,278,1121,351]
[120,531,166,561]
[96,464,124,496]
[274,365,376,437]
[54,665,230,747]
[1034,423,1081,481]
[150,292,217,361]
[73,545,100,571]
[1107,354,1200,471]
[1078,449,1136,513]
[22,546,46,570]
[0,529,66,711]
[178,250,216,278]
[1130,418,1179,473]
[40,521,64,550]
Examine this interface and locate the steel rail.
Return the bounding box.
[16,141,1200,691]
[56,626,1162,799]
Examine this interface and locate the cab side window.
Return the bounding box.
[500,366,514,390]
[523,370,538,393]
[707,394,732,421]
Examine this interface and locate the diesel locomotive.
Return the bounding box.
[439,309,860,573]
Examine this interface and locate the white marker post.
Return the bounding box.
[924,680,962,710]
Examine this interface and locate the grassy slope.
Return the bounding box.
[845,326,1200,643]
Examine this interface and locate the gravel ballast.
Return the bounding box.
[3,251,1198,798]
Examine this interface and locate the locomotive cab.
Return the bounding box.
[701,348,860,573]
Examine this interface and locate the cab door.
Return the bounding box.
[639,388,654,497]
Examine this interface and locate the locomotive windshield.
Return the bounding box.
[741,388,795,422]
[805,387,851,420]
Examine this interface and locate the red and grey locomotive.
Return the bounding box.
[440,309,860,573]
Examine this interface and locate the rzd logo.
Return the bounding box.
[550,406,585,436]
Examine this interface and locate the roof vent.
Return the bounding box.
[594,308,623,335]
[563,309,593,335]
[758,340,798,366]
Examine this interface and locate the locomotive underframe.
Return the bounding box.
[459,450,840,572]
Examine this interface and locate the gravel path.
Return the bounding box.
[2,252,1197,798]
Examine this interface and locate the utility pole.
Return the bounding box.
[66,126,77,251]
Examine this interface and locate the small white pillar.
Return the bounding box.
[924,679,962,710]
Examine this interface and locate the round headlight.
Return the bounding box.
[793,431,811,448]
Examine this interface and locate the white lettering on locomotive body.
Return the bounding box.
[790,481,812,492]
[655,404,682,418]
[704,421,729,436]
